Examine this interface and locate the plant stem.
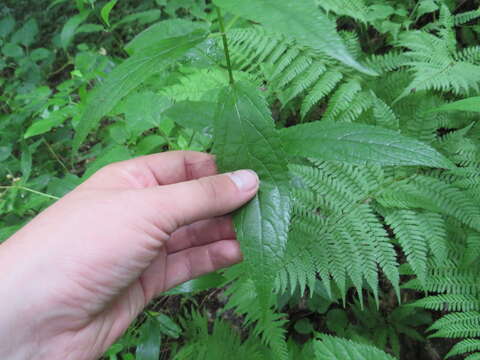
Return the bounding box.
[0,185,60,200]
[216,7,235,85]
[42,138,69,173]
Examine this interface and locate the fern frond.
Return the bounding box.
[316,0,369,23]
[395,28,480,99]
[175,311,265,360]
[378,175,480,232]
[300,71,343,119]
[429,312,480,338]
[279,63,327,105]
[159,68,252,101]
[313,334,396,360]
[410,294,480,312]
[446,339,480,358]
[455,46,480,64]
[322,79,362,122]
[404,264,480,295]
[454,9,480,26]
[223,276,289,359]
[384,209,428,284]
[285,161,399,301]
[371,94,400,130]
[226,26,352,120]
[363,51,409,74]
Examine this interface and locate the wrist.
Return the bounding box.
[0,240,40,360]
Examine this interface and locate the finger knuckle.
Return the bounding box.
[197,177,221,203]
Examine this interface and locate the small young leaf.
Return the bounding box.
[61,11,90,49]
[164,100,215,131]
[213,0,376,75]
[0,16,16,38]
[11,18,38,46]
[280,122,454,168]
[101,0,118,28]
[214,82,291,308]
[73,31,206,152]
[2,43,24,58]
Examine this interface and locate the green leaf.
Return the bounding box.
[101,0,117,28]
[73,31,207,152]
[213,0,376,75]
[47,174,82,197]
[76,23,104,35]
[0,16,16,38]
[156,314,182,339]
[20,142,32,181]
[82,146,132,180]
[135,135,167,156]
[47,0,70,11]
[11,19,38,46]
[136,318,162,360]
[125,19,208,55]
[116,92,172,137]
[429,97,480,113]
[294,319,314,335]
[61,11,90,49]
[0,225,21,243]
[164,100,215,131]
[214,82,291,308]
[2,42,24,58]
[0,145,12,161]
[280,122,454,168]
[24,105,78,138]
[165,272,226,295]
[111,10,161,30]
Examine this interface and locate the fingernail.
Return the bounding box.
[229,170,259,191]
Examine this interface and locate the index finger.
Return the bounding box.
[83,151,217,189]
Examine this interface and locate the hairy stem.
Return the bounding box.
[216,6,235,85]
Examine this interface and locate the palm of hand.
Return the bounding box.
[1,152,256,360]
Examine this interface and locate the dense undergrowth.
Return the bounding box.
[2,0,480,359]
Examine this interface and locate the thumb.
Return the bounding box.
[139,169,259,231]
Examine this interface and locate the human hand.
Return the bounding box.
[0,151,259,360]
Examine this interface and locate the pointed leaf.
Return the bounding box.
[280,122,454,168]
[61,12,90,49]
[214,82,291,308]
[136,318,161,360]
[73,31,206,151]
[101,0,117,28]
[213,0,376,75]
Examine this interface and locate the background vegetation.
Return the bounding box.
[2,0,480,359]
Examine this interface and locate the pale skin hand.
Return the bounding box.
[0,151,259,360]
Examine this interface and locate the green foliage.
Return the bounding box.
[3,0,480,358]
[313,334,396,360]
[280,122,453,168]
[213,82,291,309]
